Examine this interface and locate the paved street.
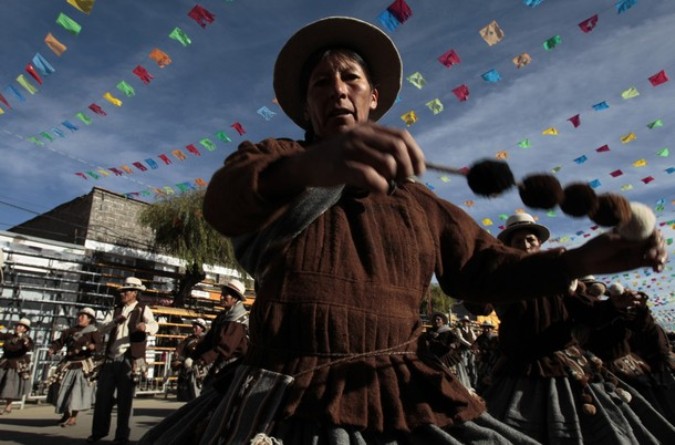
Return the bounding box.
[0,396,184,445]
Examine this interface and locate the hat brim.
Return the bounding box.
[119,286,145,292]
[222,285,245,301]
[497,223,550,245]
[274,16,402,130]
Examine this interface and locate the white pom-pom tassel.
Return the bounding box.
[616,202,656,241]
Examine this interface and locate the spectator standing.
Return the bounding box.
[0,318,33,415]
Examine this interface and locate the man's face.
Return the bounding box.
[15,324,27,334]
[220,291,239,309]
[119,289,138,305]
[78,313,91,327]
[509,230,541,253]
[432,315,445,329]
[193,324,204,335]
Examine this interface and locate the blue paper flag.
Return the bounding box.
[481,69,502,83]
[592,101,609,111]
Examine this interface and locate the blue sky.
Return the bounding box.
[0,0,674,324]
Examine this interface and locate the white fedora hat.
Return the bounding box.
[119,276,146,292]
[192,318,207,330]
[274,16,402,130]
[78,307,96,319]
[221,279,246,301]
[17,318,31,329]
[498,213,550,245]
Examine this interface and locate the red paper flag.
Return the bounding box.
[159,154,172,165]
[641,176,655,184]
[188,5,215,28]
[186,144,201,156]
[109,167,124,176]
[596,144,610,152]
[132,65,154,84]
[133,162,148,172]
[387,0,413,23]
[231,122,246,136]
[0,93,10,109]
[452,84,470,101]
[648,70,669,86]
[609,169,623,177]
[25,64,43,85]
[75,172,88,180]
[438,49,461,68]
[567,114,581,128]
[88,103,107,116]
[578,15,598,33]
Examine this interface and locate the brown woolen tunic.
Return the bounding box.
[211,138,576,433]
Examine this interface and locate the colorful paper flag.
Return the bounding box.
[621,132,637,143]
[406,72,426,89]
[648,70,669,86]
[589,179,602,188]
[621,87,640,99]
[481,69,501,83]
[523,0,545,7]
[76,112,92,125]
[657,148,669,157]
[568,114,581,128]
[132,65,153,84]
[610,169,623,177]
[401,110,418,126]
[67,0,95,14]
[199,139,216,151]
[169,27,191,46]
[542,127,558,135]
[426,99,443,114]
[215,131,231,143]
[149,48,172,68]
[231,122,245,136]
[518,139,531,148]
[647,119,663,129]
[616,0,638,14]
[172,149,187,161]
[452,84,469,101]
[578,15,599,33]
[56,13,82,35]
[25,65,42,85]
[88,103,106,116]
[641,176,654,184]
[573,155,588,164]
[16,75,37,94]
[103,92,122,107]
[479,20,504,46]
[32,53,55,75]
[188,5,215,28]
[596,144,610,152]
[44,33,67,56]
[543,35,562,50]
[116,81,135,97]
[438,49,461,68]
[632,159,647,167]
[257,106,276,121]
[592,101,609,111]
[512,53,532,69]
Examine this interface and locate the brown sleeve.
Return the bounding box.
[414,185,573,303]
[203,138,306,237]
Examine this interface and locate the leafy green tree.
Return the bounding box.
[138,189,244,307]
[421,283,457,317]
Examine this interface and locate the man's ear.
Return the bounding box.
[370,88,379,111]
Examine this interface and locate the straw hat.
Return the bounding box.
[498,213,550,245]
[273,16,402,130]
[119,276,146,292]
[192,318,207,330]
[17,318,31,330]
[78,307,96,319]
[221,279,246,301]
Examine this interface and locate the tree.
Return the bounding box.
[138,189,244,307]
[421,283,457,318]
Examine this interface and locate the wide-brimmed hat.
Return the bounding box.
[607,282,625,297]
[460,315,471,323]
[192,318,207,330]
[431,312,448,324]
[498,213,550,245]
[119,276,146,292]
[273,16,402,130]
[221,279,246,301]
[17,318,31,330]
[78,307,96,319]
[480,321,495,329]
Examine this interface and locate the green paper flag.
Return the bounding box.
[169,27,191,46]
[76,112,92,125]
[215,131,231,143]
[517,139,531,148]
[116,81,136,97]
[657,148,669,157]
[647,119,663,129]
[56,13,82,35]
[200,138,216,151]
[40,131,54,142]
[28,136,44,145]
[543,35,561,50]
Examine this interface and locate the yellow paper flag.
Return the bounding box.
[632,159,647,167]
[496,150,508,160]
[621,132,636,144]
[482,218,493,226]
[103,92,122,107]
[16,75,37,94]
[542,127,558,135]
[67,0,95,14]
[401,111,418,126]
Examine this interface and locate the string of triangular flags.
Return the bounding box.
[71,123,245,180]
